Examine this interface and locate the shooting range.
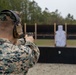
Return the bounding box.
[25,23,76,64]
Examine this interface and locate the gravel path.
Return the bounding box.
[28,63,76,75]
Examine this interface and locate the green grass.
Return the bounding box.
[35,39,76,47]
[67,40,76,46]
[35,39,54,46]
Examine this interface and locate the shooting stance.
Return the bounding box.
[55,25,66,47]
[0,10,40,75]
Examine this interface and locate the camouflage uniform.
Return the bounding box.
[0,38,40,75]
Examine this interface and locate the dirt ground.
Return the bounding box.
[28,63,76,75]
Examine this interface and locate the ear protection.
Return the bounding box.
[0,10,24,38]
[0,14,7,21]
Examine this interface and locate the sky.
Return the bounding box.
[33,0,76,19]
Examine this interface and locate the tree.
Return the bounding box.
[65,13,75,24]
[0,0,76,24]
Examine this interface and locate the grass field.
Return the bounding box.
[35,39,76,47]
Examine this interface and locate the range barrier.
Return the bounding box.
[24,23,76,39]
[38,46,76,64]
[36,35,76,39]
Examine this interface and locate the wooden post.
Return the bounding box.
[24,23,26,34]
[35,23,37,40]
[54,23,56,46]
[65,23,67,46]
[54,23,56,34]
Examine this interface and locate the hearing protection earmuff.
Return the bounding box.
[0,14,7,21]
[0,10,24,39]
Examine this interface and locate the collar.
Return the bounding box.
[0,38,10,45]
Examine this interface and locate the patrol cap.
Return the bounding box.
[0,10,20,25]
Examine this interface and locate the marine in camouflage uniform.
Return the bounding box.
[0,10,40,75]
[0,38,40,75]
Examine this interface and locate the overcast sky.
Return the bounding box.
[33,0,76,19]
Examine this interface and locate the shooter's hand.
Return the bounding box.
[25,34,34,43]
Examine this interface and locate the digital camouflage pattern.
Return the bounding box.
[0,38,40,75]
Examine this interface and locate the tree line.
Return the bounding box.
[0,0,76,25]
